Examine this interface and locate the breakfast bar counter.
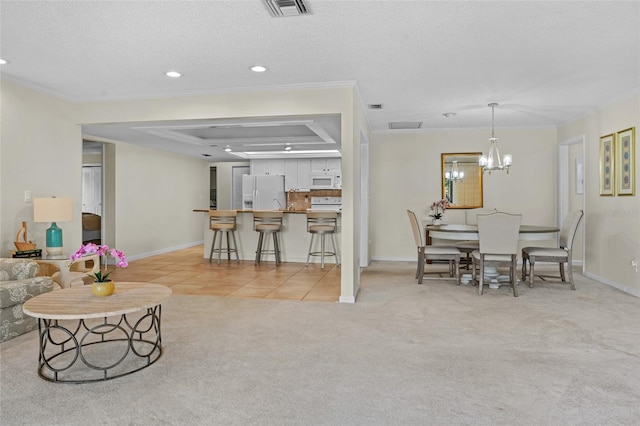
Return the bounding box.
[193,209,341,264]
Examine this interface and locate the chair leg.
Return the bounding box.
[306,234,315,266]
[511,255,519,297]
[209,230,218,263]
[566,260,576,290]
[320,234,326,269]
[217,231,224,265]
[231,231,240,263]
[559,262,566,282]
[455,258,460,285]
[529,258,536,288]
[255,232,264,265]
[273,233,281,265]
[521,256,528,281]
[417,250,425,284]
[478,257,484,295]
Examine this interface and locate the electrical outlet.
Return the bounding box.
[632,259,638,273]
[24,190,32,202]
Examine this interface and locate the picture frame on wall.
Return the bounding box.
[616,127,636,196]
[599,133,615,196]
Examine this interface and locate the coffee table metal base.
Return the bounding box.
[35,305,163,383]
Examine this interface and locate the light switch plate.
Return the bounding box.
[24,190,32,202]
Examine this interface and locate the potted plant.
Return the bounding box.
[69,243,128,297]
[429,198,450,225]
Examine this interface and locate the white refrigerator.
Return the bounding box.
[242,175,286,210]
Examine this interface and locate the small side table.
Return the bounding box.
[36,253,99,289]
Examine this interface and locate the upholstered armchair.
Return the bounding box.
[0,259,55,342]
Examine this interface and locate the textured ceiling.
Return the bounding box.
[1,0,639,159]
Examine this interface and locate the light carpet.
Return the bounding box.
[1,262,640,425]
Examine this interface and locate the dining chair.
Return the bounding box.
[253,210,284,265]
[305,211,340,269]
[454,208,497,270]
[407,210,461,285]
[521,210,584,290]
[471,212,522,296]
[208,210,240,265]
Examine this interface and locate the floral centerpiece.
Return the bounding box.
[70,243,127,296]
[429,198,450,223]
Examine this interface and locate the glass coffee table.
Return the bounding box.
[23,282,172,383]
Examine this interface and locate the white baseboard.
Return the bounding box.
[339,295,355,303]
[583,271,640,298]
[126,240,204,262]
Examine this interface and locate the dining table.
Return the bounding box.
[425,223,559,288]
[425,224,559,243]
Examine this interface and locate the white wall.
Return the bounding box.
[369,127,558,261]
[0,80,209,260]
[112,142,209,259]
[0,80,82,254]
[1,80,363,302]
[557,93,640,295]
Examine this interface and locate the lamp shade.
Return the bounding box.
[34,197,73,223]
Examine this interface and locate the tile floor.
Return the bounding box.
[107,245,341,302]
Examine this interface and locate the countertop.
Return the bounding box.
[193,209,339,214]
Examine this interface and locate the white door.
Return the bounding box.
[82,166,102,215]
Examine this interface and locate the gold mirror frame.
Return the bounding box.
[441,152,484,209]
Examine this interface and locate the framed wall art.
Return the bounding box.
[599,133,615,196]
[616,127,636,196]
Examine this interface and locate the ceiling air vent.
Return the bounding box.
[263,0,309,17]
[389,122,423,130]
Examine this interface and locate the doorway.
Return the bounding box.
[82,141,103,245]
[558,135,585,270]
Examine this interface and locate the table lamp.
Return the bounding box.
[33,197,73,256]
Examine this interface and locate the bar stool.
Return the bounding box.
[253,211,284,265]
[209,210,239,264]
[305,211,340,268]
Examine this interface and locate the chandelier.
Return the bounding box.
[479,103,512,174]
[445,160,464,181]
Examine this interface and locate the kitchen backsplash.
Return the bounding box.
[286,190,341,211]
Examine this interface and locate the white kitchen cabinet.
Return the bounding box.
[296,159,311,190]
[284,159,312,191]
[251,159,285,176]
[311,158,341,174]
[284,160,298,190]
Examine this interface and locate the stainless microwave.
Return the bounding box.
[310,174,337,189]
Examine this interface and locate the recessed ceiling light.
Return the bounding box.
[443,112,456,118]
[250,65,267,73]
[166,71,182,78]
[224,147,232,152]
[0,58,8,65]
[285,146,292,151]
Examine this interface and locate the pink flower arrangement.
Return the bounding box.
[70,243,128,282]
[429,198,450,220]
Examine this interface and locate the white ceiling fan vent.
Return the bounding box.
[263,0,310,17]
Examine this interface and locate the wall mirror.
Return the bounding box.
[441,152,483,209]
